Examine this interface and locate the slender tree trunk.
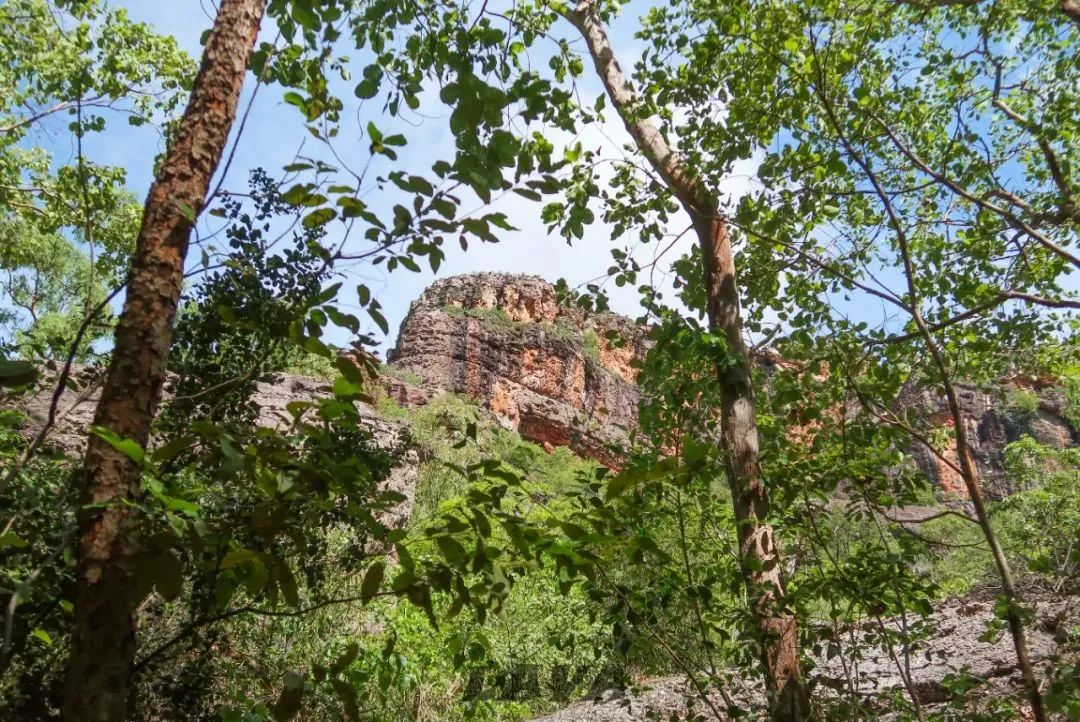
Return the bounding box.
[563,3,808,719]
[947,384,1048,722]
[905,316,1048,721]
[807,54,1048,720]
[62,1,266,719]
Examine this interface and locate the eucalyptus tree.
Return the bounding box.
[628,0,1079,718]
[558,2,810,719]
[64,1,269,717]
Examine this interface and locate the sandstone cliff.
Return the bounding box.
[895,379,1077,499]
[385,273,1076,498]
[8,274,1076,506]
[386,273,649,467]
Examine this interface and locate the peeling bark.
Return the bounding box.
[563,2,809,719]
[62,1,267,719]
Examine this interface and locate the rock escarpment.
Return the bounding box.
[7,274,1075,504]
[895,380,1077,499]
[387,273,1077,496]
[386,273,650,467]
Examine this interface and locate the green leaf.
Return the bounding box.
[302,207,337,229]
[155,550,184,601]
[221,549,260,569]
[354,79,378,99]
[176,203,196,222]
[151,435,196,464]
[0,532,28,549]
[361,560,385,603]
[291,0,318,30]
[435,536,467,567]
[338,196,368,219]
[332,377,364,399]
[275,562,300,608]
[368,308,389,334]
[330,642,359,676]
[282,183,315,205]
[331,678,360,721]
[91,426,145,464]
[272,670,305,721]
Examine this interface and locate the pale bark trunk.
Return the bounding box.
[906,320,1048,722]
[62,1,267,719]
[564,3,808,719]
[851,85,1050,719]
[948,387,1048,722]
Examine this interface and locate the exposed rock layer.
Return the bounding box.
[896,381,1078,498]
[387,273,649,467]
[389,273,1077,496]
[7,274,1076,502]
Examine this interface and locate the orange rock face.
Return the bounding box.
[382,273,1077,493]
[896,383,1077,499]
[386,274,650,467]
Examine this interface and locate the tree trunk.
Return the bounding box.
[911,329,1048,722]
[951,397,1048,722]
[564,2,808,719]
[62,1,267,719]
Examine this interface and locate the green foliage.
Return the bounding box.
[3,0,1078,719]
[1062,373,1080,430]
[0,218,115,359]
[581,329,600,362]
[898,438,1080,598]
[1007,389,1040,419]
[443,305,521,335]
[541,319,578,344]
[388,395,598,522]
[0,409,78,714]
[279,347,338,380]
[996,439,1080,590]
[379,362,423,386]
[0,0,193,359]
[166,169,336,430]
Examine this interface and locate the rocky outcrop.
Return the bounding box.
[896,381,1077,499]
[387,273,650,467]
[532,591,1079,721]
[387,274,1077,494]
[9,369,419,529]
[7,274,1075,503]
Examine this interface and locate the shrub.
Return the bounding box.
[379,362,423,386]
[581,329,600,361]
[1006,389,1040,418]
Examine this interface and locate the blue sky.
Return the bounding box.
[78,0,732,356]
[12,1,1073,364]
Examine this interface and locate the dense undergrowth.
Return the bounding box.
[3,380,1079,721]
